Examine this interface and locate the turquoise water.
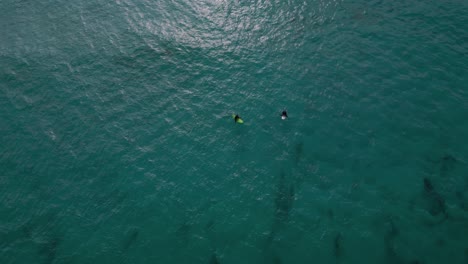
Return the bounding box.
[1,0,468,263]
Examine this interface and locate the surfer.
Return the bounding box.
[234,114,242,123]
[281,110,288,120]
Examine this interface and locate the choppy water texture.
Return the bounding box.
[1,0,468,263]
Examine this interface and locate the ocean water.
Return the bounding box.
[1,0,468,263]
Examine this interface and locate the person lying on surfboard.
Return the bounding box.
[232,114,244,123]
[234,114,241,123]
[281,110,288,120]
[231,114,244,123]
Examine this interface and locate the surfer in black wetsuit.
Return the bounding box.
[281,110,288,120]
[234,114,240,123]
